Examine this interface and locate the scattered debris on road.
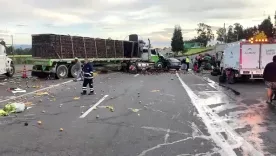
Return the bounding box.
[37,120,42,125]
[8,88,26,94]
[35,92,49,96]
[129,108,140,113]
[73,97,80,100]
[151,90,160,92]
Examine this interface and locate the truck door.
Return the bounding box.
[260,43,276,69]
[0,45,6,74]
[241,44,260,69]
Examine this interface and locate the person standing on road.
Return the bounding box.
[185,57,190,71]
[263,55,276,104]
[74,57,83,81]
[81,59,94,95]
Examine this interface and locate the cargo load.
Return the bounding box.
[32,34,140,59]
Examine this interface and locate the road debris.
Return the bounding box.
[106,106,114,112]
[37,121,42,125]
[24,122,28,126]
[96,115,100,119]
[8,88,26,94]
[35,92,49,96]
[73,97,80,100]
[59,128,63,132]
[99,106,114,112]
[151,90,160,92]
[129,108,140,113]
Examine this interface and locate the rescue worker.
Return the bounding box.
[81,59,94,95]
[263,55,276,104]
[185,57,190,71]
[74,57,83,81]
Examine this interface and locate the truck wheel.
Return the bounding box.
[69,64,78,78]
[156,62,163,69]
[56,65,68,79]
[5,64,15,77]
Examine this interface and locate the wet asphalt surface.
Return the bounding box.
[0,69,275,156]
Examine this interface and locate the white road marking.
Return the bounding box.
[79,95,109,118]
[134,74,139,77]
[0,80,73,104]
[176,73,263,156]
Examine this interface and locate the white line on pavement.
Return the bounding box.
[79,95,109,118]
[175,73,263,156]
[134,74,139,77]
[0,80,73,104]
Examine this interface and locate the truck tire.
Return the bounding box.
[56,65,68,79]
[5,64,15,77]
[69,64,78,78]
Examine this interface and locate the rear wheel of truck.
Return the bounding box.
[5,64,15,77]
[69,64,78,78]
[56,65,68,79]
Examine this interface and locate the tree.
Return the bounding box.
[226,25,236,43]
[196,23,214,46]
[233,23,244,41]
[258,16,273,38]
[171,25,184,53]
[216,28,225,42]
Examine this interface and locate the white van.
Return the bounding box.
[0,44,15,77]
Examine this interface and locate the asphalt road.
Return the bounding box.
[0,71,275,156]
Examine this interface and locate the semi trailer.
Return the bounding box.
[30,34,177,79]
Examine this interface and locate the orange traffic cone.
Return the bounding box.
[22,65,27,78]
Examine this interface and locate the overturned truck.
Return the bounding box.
[30,34,142,78]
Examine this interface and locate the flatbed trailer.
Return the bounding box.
[30,57,142,79]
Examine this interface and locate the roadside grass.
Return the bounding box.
[176,46,214,56]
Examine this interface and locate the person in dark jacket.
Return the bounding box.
[81,59,94,95]
[263,55,276,103]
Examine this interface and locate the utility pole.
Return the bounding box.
[223,23,227,43]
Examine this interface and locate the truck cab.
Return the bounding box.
[0,44,15,77]
[141,47,160,63]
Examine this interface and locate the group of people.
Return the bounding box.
[192,52,223,72]
[74,57,94,95]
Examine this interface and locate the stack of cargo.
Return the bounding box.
[32,34,140,59]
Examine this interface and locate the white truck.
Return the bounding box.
[219,41,276,84]
[0,44,15,77]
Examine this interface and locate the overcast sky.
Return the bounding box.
[0,0,275,47]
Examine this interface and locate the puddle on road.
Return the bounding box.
[198,87,272,155]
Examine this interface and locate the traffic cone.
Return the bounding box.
[22,65,27,78]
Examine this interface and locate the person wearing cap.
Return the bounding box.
[263,55,276,104]
[81,59,94,95]
[74,57,83,81]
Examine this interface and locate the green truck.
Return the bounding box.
[29,35,177,79]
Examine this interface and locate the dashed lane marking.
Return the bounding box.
[79,95,109,118]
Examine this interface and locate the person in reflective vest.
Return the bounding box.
[185,57,190,71]
[81,59,94,95]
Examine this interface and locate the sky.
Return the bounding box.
[0,0,275,48]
